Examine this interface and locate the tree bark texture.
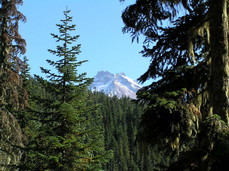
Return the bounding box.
[209,0,229,125]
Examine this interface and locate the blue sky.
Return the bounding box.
[19,0,151,85]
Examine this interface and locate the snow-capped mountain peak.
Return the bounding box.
[90,71,141,99]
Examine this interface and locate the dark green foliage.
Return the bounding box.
[90,92,140,170]
[122,0,229,170]
[89,91,166,170]
[23,80,162,170]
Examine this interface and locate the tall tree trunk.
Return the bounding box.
[209,0,229,125]
[200,1,229,170]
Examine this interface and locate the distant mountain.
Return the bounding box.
[90,71,142,99]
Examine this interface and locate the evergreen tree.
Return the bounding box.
[0,0,27,169]
[23,9,109,170]
[121,0,229,170]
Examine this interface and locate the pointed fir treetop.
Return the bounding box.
[40,9,92,102]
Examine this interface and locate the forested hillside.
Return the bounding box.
[23,77,169,170]
[89,92,152,171]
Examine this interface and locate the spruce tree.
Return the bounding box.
[24,9,110,170]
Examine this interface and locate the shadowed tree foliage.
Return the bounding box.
[0,0,26,69]
[0,0,28,170]
[121,0,229,170]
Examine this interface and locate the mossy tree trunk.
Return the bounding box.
[209,0,229,125]
[199,1,229,170]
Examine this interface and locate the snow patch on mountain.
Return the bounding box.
[90,71,142,99]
